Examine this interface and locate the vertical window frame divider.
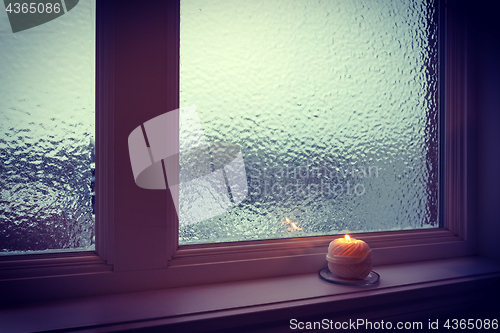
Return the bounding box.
[95,0,115,265]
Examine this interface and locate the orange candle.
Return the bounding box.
[326,235,372,279]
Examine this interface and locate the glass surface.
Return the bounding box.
[179,0,439,244]
[0,1,95,254]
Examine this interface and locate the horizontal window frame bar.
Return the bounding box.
[0,252,111,281]
[172,228,462,263]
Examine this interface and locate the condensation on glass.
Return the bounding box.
[179,0,439,244]
[0,1,95,254]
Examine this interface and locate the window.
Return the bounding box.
[0,0,95,254]
[0,0,479,304]
[178,0,441,245]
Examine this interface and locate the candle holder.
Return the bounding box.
[318,267,379,286]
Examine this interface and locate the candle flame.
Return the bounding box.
[345,234,351,241]
[281,218,303,231]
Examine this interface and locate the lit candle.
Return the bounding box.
[326,234,372,280]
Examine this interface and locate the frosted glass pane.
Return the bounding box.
[0,1,95,254]
[179,0,439,244]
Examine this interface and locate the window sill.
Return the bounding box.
[2,256,499,332]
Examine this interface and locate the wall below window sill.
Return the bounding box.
[1,256,500,333]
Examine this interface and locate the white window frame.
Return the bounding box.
[0,0,478,304]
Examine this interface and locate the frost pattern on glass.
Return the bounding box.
[0,1,95,253]
[179,0,439,244]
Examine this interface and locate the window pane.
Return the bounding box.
[179,0,439,244]
[0,1,95,254]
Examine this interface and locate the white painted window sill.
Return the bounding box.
[2,256,500,332]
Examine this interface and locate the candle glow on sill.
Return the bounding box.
[345,234,351,242]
